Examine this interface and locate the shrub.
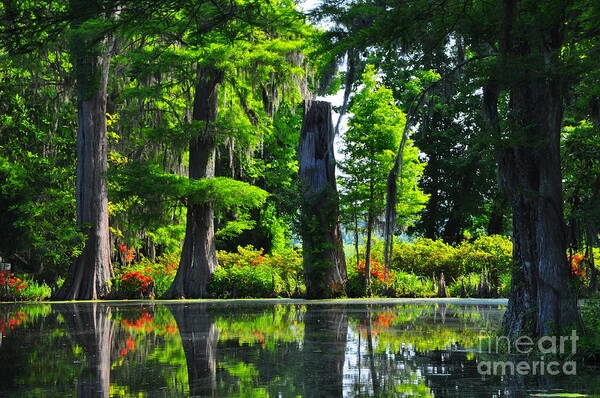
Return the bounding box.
[389,238,458,279]
[0,271,52,301]
[112,251,179,298]
[111,244,303,299]
[346,235,512,298]
[119,269,155,298]
[265,247,304,296]
[346,259,392,297]
[209,263,285,298]
[210,245,302,298]
[455,235,512,282]
[346,259,434,298]
[389,235,512,283]
[498,272,511,297]
[133,251,179,297]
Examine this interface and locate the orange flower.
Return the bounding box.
[125,337,136,351]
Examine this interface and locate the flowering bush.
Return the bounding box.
[112,244,303,299]
[346,259,434,297]
[0,271,28,295]
[119,269,154,298]
[210,245,302,298]
[118,244,137,263]
[357,259,393,283]
[113,251,179,298]
[569,254,587,279]
[0,271,51,301]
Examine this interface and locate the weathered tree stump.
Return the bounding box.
[298,100,347,298]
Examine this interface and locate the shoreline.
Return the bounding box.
[0,297,510,306]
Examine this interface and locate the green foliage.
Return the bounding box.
[146,224,186,254]
[346,235,512,297]
[0,271,52,301]
[210,245,303,298]
[210,264,285,299]
[339,65,406,223]
[562,121,600,249]
[390,235,512,282]
[346,261,435,298]
[454,235,513,282]
[0,61,83,278]
[579,301,600,360]
[112,251,180,298]
[114,163,269,211]
[498,272,512,297]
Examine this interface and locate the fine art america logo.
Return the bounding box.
[477,330,579,376]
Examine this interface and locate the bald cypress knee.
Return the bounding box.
[298,100,347,298]
[163,66,223,299]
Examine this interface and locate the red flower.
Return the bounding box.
[125,337,136,351]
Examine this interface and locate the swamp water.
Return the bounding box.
[0,299,597,397]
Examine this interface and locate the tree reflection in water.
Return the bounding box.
[302,304,348,397]
[1,301,598,397]
[166,303,218,397]
[54,303,114,398]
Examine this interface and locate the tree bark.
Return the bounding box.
[492,0,581,338]
[53,2,112,300]
[364,211,374,296]
[298,100,347,298]
[354,214,360,268]
[163,66,223,299]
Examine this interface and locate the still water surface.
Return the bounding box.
[0,300,597,397]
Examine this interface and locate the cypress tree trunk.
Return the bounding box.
[364,210,374,295]
[53,2,112,300]
[163,66,223,299]
[354,214,360,268]
[298,100,347,298]
[495,0,581,338]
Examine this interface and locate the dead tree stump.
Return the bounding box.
[298,100,347,298]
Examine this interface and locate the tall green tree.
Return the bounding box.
[52,0,115,299]
[339,66,427,293]
[315,0,599,336]
[157,0,309,298]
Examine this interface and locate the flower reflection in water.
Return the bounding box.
[1,301,598,397]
